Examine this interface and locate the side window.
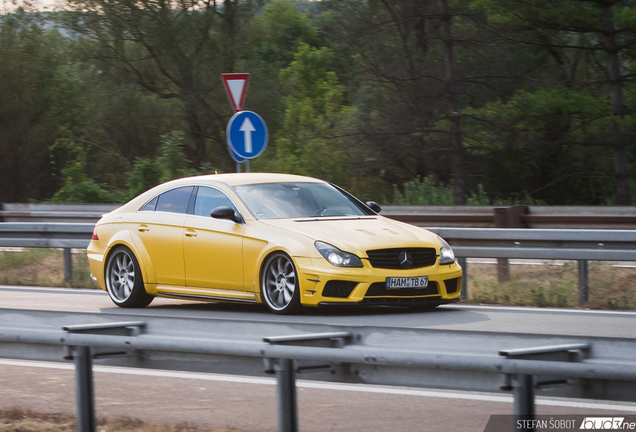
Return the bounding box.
[155,187,194,214]
[139,196,158,212]
[194,187,236,217]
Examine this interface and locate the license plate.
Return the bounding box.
[386,276,429,289]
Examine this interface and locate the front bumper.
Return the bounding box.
[296,257,463,307]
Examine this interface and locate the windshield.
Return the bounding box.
[234,182,374,220]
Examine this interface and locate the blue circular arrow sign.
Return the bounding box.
[227,111,268,160]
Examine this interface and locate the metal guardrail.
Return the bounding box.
[0,222,93,249]
[1,309,636,432]
[428,227,636,261]
[0,223,634,300]
[0,203,118,224]
[2,203,636,229]
[0,223,93,283]
[383,205,636,229]
[425,227,636,304]
[1,224,634,260]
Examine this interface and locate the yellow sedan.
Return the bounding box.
[87,173,462,314]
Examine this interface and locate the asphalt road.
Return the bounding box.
[2,358,636,432]
[1,285,636,431]
[1,285,635,338]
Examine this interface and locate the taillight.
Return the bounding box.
[92,228,99,241]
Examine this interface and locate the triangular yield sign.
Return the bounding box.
[221,73,250,113]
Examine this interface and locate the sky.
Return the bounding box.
[2,0,64,13]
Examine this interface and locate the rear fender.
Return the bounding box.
[105,229,156,286]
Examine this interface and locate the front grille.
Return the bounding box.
[444,278,460,295]
[366,281,439,297]
[366,248,437,269]
[322,280,357,298]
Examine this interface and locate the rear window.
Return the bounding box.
[139,196,158,212]
[155,187,194,214]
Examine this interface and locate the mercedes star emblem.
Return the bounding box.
[399,251,413,269]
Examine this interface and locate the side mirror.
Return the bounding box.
[210,206,241,223]
[366,201,382,213]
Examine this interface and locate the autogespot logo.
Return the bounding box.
[580,418,632,429]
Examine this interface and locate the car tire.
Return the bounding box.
[105,246,154,308]
[260,252,302,314]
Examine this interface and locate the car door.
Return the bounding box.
[183,186,246,290]
[129,186,194,286]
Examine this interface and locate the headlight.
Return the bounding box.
[315,241,363,267]
[438,236,455,265]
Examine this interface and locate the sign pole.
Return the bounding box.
[236,162,241,173]
[246,160,250,173]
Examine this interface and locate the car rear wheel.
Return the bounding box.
[105,246,154,308]
[261,252,301,314]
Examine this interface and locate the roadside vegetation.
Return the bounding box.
[466,261,636,310]
[0,249,91,288]
[1,249,635,310]
[0,408,248,432]
[1,0,635,206]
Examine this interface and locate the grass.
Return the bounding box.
[0,248,93,288]
[0,408,248,432]
[464,260,636,310]
[0,249,635,310]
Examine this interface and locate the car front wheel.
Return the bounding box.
[105,246,154,308]
[261,252,301,314]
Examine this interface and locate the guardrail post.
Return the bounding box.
[578,260,589,304]
[494,206,529,283]
[64,321,146,432]
[500,343,589,432]
[64,248,73,283]
[494,208,509,282]
[74,346,96,432]
[458,257,468,300]
[277,359,298,432]
[513,374,535,431]
[264,332,351,432]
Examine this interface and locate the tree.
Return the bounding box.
[475,0,636,204]
[61,0,260,171]
[318,0,509,204]
[256,43,350,184]
[49,128,118,202]
[0,10,67,201]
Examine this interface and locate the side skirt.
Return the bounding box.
[157,291,258,304]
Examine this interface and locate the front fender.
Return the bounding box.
[243,232,314,299]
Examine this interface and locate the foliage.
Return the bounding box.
[248,0,320,66]
[158,131,191,182]
[391,176,542,205]
[48,128,116,203]
[0,0,634,205]
[49,128,194,202]
[256,43,350,185]
[0,9,67,202]
[392,177,455,206]
[127,158,163,200]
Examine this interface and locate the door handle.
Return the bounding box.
[138,225,150,232]
[185,230,197,238]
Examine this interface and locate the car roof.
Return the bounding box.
[110,173,328,218]
[186,172,326,187]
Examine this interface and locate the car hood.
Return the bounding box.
[258,216,440,256]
